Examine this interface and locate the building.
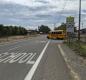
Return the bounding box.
[80,28,86,34]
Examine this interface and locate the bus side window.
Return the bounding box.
[56,32,58,34]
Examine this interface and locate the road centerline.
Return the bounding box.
[24,40,50,80]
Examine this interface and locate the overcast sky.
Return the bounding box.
[0,0,86,29]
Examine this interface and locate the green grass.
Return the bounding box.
[82,45,86,49]
[66,41,86,57]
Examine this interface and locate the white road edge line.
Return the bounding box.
[58,44,80,80]
[24,41,50,80]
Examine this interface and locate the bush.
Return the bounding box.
[0,24,28,37]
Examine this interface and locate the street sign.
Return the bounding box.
[66,23,74,33]
[66,16,75,33]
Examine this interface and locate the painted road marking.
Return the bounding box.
[34,41,47,43]
[58,45,80,80]
[40,41,47,43]
[26,53,36,64]
[24,41,50,80]
[0,52,36,64]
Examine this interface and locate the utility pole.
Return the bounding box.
[78,0,81,41]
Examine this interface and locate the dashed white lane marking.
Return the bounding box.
[58,44,80,80]
[24,41,50,80]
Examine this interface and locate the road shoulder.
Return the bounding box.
[58,44,86,80]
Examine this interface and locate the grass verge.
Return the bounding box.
[65,41,86,57]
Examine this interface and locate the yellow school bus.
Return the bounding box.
[47,30,66,39]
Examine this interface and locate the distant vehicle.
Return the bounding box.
[47,30,66,39]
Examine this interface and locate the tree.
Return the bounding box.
[0,24,4,37]
[38,25,51,34]
[54,23,66,32]
[54,23,77,32]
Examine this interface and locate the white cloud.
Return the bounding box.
[0,0,86,29]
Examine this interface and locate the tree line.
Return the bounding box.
[0,24,28,37]
[38,25,51,34]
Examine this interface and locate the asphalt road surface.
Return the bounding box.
[0,35,72,80]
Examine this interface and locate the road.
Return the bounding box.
[0,35,72,80]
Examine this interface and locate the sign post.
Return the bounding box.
[66,16,75,45]
[66,16,74,33]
